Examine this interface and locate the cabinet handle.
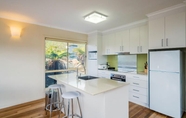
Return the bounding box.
[140,46,142,52]
[137,46,139,52]
[133,82,139,85]
[166,38,168,46]
[133,89,139,92]
[120,46,121,51]
[161,39,163,47]
[133,76,139,78]
[122,46,124,51]
[133,95,139,99]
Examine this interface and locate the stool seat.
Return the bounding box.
[62,91,80,99]
[49,84,64,89]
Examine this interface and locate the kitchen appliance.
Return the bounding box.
[149,50,183,118]
[110,74,126,82]
[98,64,107,70]
[88,51,97,60]
[118,55,137,72]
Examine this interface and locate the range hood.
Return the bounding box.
[117,52,130,55]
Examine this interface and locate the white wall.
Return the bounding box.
[0,18,87,109]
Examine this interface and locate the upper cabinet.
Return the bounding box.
[149,10,186,49]
[115,30,130,52]
[102,33,116,55]
[130,25,148,54]
[102,24,148,55]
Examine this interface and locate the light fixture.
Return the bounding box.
[10,27,21,38]
[84,12,107,24]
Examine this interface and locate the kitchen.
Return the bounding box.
[0,0,186,118]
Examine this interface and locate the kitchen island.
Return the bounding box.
[48,73,129,118]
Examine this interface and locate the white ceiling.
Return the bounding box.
[0,0,184,34]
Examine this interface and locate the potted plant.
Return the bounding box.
[144,61,148,74]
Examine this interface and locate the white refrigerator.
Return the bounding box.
[149,50,183,118]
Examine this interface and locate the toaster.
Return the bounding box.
[98,64,107,70]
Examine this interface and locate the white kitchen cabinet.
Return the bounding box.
[97,70,111,78]
[127,74,148,107]
[115,30,130,52]
[130,25,148,54]
[149,12,186,49]
[102,33,116,55]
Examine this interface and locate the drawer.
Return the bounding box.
[130,79,147,88]
[130,93,147,103]
[130,86,147,96]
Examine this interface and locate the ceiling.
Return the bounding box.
[0,0,184,34]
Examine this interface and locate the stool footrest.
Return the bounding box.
[63,114,82,118]
[46,102,63,111]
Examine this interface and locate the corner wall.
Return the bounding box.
[0,18,87,109]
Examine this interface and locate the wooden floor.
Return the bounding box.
[0,100,185,118]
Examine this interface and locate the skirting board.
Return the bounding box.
[0,98,45,113]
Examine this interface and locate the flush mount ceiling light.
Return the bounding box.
[84,12,107,24]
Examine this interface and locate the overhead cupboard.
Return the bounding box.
[148,5,186,49]
[102,24,148,55]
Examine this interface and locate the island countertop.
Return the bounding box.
[48,73,129,95]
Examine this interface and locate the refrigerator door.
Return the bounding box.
[149,50,180,72]
[150,71,181,118]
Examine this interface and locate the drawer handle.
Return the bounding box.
[133,89,139,92]
[133,82,139,85]
[133,76,139,78]
[133,95,139,99]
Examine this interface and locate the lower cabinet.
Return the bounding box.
[127,74,148,107]
[97,70,149,107]
[97,70,111,79]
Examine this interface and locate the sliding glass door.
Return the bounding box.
[45,39,86,87]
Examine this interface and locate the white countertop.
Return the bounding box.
[48,73,129,95]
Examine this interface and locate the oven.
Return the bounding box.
[110,74,126,82]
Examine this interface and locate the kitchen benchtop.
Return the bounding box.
[48,73,129,95]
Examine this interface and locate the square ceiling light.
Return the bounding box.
[84,12,107,24]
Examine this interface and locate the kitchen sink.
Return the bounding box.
[78,76,98,80]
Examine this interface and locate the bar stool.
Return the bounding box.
[62,91,82,118]
[46,84,66,118]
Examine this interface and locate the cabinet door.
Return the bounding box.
[122,30,130,52]
[149,17,165,49]
[115,32,123,52]
[130,27,140,54]
[107,33,116,54]
[165,12,185,48]
[139,25,148,53]
[102,35,108,55]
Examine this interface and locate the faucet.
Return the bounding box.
[76,63,81,78]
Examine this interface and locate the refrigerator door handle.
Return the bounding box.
[161,39,163,47]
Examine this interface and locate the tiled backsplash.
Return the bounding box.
[107,54,147,72]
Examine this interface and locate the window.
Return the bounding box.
[45,39,86,87]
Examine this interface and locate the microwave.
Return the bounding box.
[88,51,97,60]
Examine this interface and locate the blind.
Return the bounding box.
[45,37,87,44]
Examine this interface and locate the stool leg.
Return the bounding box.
[50,89,53,118]
[77,97,82,118]
[67,99,70,117]
[62,98,66,115]
[71,99,74,118]
[57,89,61,118]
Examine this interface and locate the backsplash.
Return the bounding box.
[107,54,147,72]
[107,55,118,70]
[137,54,147,72]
